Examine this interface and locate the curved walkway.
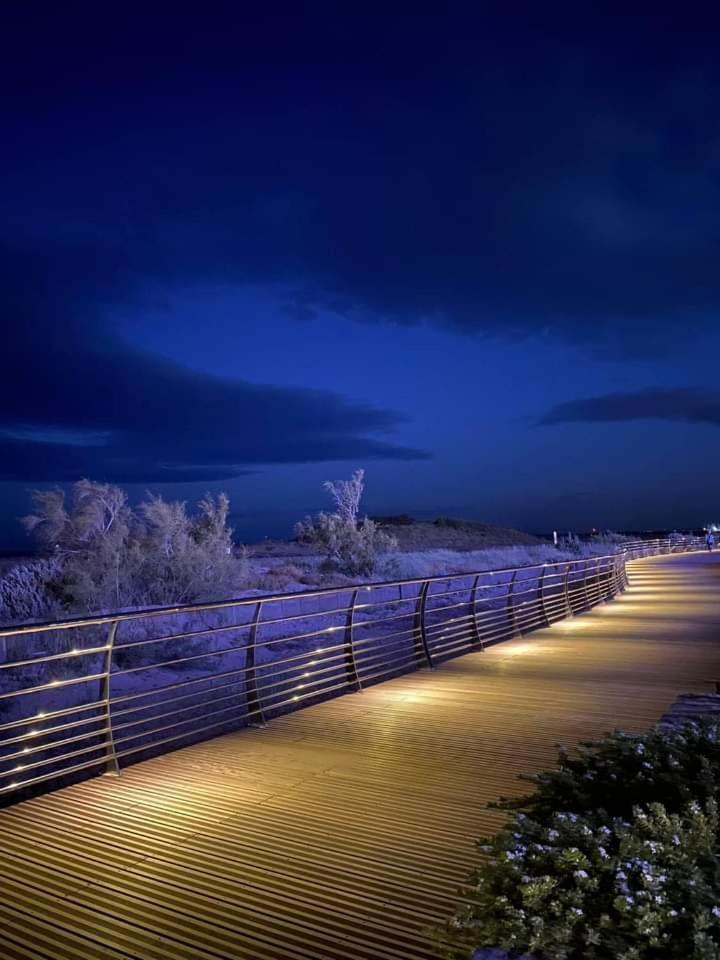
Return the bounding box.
[1,552,719,960]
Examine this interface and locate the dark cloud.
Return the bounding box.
[0,238,428,483]
[4,13,719,356]
[539,389,720,428]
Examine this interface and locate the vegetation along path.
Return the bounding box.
[1,552,719,960]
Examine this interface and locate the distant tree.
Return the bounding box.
[134,492,235,606]
[295,469,396,577]
[20,481,238,615]
[22,480,132,610]
[323,469,365,526]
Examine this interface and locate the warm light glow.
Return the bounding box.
[555,618,591,631]
[500,642,542,657]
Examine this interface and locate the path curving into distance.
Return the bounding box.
[0,551,719,960]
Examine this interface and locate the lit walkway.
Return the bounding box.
[1,553,719,960]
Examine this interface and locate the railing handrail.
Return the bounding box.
[0,537,701,639]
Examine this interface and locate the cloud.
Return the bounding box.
[539,388,720,428]
[4,17,720,359]
[0,238,428,483]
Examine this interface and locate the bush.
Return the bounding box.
[294,469,397,577]
[557,533,585,555]
[0,558,63,626]
[439,722,720,960]
[589,530,631,546]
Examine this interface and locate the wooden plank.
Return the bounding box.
[1,553,719,960]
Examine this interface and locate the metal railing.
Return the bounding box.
[0,536,708,802]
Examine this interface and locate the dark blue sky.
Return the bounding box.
[3,7,720,545]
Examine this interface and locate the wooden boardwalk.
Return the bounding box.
[1,552,719,960]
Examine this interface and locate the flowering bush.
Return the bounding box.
[503,724,720,823]
[438,723,720,960]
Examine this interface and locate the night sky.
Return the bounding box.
[3,8,720,547]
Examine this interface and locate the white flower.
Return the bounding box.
[712,906,720,919]
[575,869,589,880]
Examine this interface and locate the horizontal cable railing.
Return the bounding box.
[0,536,708,801]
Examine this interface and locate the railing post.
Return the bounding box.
[582,560,592,610]
[507,569,521,637]
[246,601,266,726]
[619,555,628,593]
[538,565,550,627]
[603,557,613,601]
[100,620,120,776]
[413,581,434,668]
[609,555,619,597]
[470,574,485,649]
[344,588,361,689]
[563,562,573,616]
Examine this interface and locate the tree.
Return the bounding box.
[323,469,365,526]
[22,481,132,610]
[295,469,396,577]
[20,481,238,614]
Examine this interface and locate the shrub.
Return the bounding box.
[0,558,63,626]
[439,722,720,960]
[294,470,397,577]
[589,530,631,546]
[557,533,585,555]
[501,724,720,823]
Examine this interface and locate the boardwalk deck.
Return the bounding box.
[1,553,719,960]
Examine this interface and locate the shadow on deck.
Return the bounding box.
[1,553,719,960]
